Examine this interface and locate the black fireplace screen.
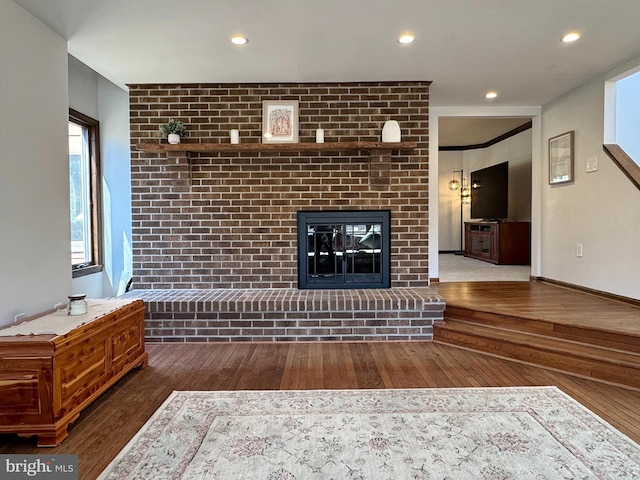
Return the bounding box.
[297,210,391,289]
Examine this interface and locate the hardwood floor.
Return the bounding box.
[2,341,640,480]
[432,281,640,388]
[433,281,640,334]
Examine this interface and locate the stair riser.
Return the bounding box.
[434,329,640,389]
[444,307,640,354]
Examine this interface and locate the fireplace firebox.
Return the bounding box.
[297,210,391,289]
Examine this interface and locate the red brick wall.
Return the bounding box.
[129,82,430,289]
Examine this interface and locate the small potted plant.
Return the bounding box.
[160,119,187,144]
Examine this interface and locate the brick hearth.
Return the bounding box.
[125,288,444,342]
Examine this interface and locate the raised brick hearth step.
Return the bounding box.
[124,288,445,342]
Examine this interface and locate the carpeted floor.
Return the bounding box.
[98,387,640,479]
[438,253,530,282]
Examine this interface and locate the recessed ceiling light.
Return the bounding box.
[230,35,248,45]
[562,32,580,43]
[485,91,498,99]
[398,33,415,44]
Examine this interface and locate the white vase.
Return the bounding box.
[381,120,401,142]
[168,134,181,144]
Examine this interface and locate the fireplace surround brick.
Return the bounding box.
[129,81,430,290]
[124,287,444,342]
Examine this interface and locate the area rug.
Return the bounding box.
[98,387,640,479]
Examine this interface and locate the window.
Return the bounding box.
[615,70,640,164]
[604,68,640,190]
[69,109,102,276]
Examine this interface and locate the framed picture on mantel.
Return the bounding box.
[262,100,298,143]
[549,130,574,184]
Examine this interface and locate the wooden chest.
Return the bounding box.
[0,299,147,446]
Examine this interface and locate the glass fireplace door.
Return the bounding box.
[297,211,390,289]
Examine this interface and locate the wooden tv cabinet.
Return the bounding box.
[0,299,147,446]
[464,221,531,265]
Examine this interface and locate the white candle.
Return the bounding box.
[230,129,240,144]
[316,128,325,143]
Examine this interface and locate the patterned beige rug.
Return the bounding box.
[98,387,639,479]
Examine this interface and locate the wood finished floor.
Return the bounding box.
[434,281,640,335]
[2,341,640,480]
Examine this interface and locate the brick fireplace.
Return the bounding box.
[127,81,443,342]
[129,81,431,289]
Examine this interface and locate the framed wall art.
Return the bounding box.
[549,130,574,184]
[262,100,298,143]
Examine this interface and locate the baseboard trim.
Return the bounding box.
[534,277,640,308]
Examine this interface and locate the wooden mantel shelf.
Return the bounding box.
[136,141,418,188]
[136,141,417,154]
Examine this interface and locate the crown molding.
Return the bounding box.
[440,121,532,152]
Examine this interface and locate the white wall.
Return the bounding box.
[438,130,532,251]
[541,64,640,299]
[98,76,132,296]
[68,55,99,118]
[68,55,132,298]
[438,151,463,251]
[0,1,70,326]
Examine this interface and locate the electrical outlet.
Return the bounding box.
[576,243,583,257]
[586,157,598,173]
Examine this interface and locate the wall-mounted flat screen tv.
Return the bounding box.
[470,161,509,220]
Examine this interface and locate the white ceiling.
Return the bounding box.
[11,0,640,142]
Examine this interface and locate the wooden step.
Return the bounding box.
[434,317,640,389]
[445,306,640,354]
